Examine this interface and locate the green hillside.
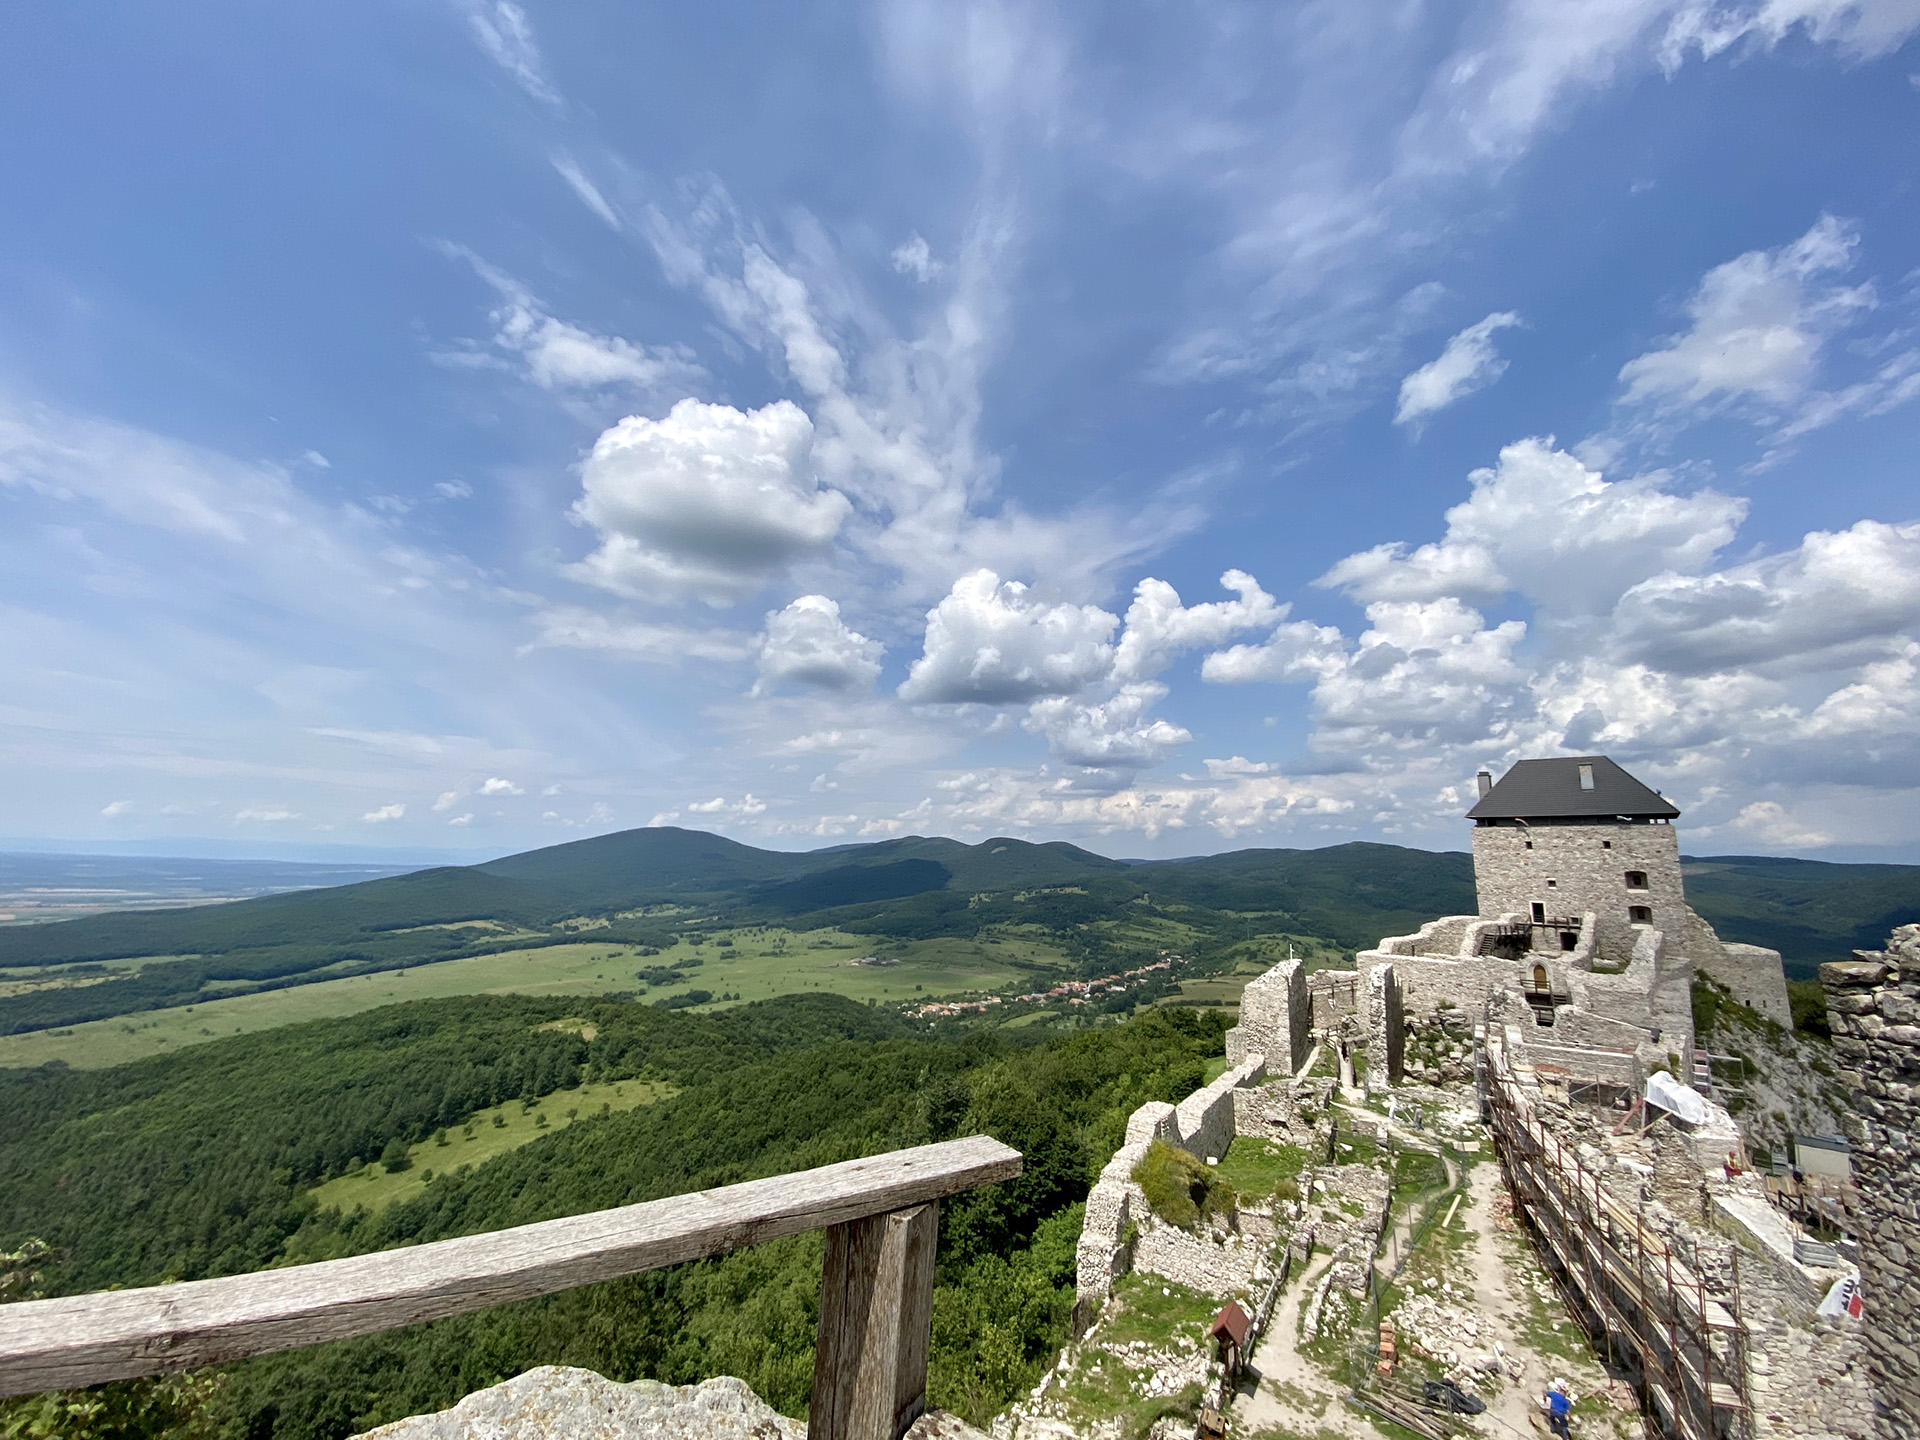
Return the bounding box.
[2,826,1913,1037]
[0,992,1229,1438]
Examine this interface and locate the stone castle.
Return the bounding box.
[1068,755,1901,1440]
[1228,755,1792,1095]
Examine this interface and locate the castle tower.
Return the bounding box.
[1467,755,1682,968]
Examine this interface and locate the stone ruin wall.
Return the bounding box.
[1225,959,1308,1074]
[1821,926,1920,1440]
[1363,963,1403,1093]
[1074,1056,1268,1311]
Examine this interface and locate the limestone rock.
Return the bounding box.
[354,1369,804,1440]
[353,1368,991,1440]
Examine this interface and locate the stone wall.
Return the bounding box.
[1686,907,1792,1026]
[1821,926,1920,1439]
[1075,1057,1268,1309]
[1226,960,1308,1075]
[1472,820,1684,967]
[1364,963,1403,1094]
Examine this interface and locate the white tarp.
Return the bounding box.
[1817,1271,1864,1318]
[1644,1071,1710,1125]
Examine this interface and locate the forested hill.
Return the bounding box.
[1,830,1914,1030]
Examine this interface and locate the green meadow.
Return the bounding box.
[0,926,1067,1069]
[308,1075,677,1216]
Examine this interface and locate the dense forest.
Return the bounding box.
[0,991,1231,1438]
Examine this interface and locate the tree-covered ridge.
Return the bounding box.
[4,828,1913,1038]
[0,993,1228,1439]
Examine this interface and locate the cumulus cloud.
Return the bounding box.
[569,399,851,606]
[1024,683,1191,772]
[100,799,130,817]
[898,570,1117,704]
[1317,438,1744,616]
[362,803,406,823]
[448,813,475,826]
[1607,519,1920,675]
[1394,312,1522,427]
[432,790,461,812]
[235,807,299,823]
[1112,571,1285,683]
[755,595,884,693]
[1617,216,1872,414]
[480,777,523,796]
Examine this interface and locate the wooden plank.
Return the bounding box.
[0,1136,1019,1399]
[810,1203,937,1440]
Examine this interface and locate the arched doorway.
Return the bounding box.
[1532,963,1549,994]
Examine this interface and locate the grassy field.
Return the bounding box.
[0,926,1067,1069]
[308,1075,677,1215]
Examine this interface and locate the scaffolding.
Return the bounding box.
[1485,1050,1751,1440]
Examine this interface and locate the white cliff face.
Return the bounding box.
[353,1368,994,1440]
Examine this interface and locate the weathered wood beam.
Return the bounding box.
[0,1136,1020,1398]
[809,1203,937,1440]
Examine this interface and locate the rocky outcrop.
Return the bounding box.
[353,1367,989,1440]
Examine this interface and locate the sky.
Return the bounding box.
[3,1,1920,863]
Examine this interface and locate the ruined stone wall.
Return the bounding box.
[1306,969,1360,1030]
[1687,907,1792,1026]
[1364,963,1403,1094]
[1225,960,1308,1074]
[1472,820,1684,967]
[1821,927,1920,1439]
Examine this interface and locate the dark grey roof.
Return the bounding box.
[1467,756,1680,821]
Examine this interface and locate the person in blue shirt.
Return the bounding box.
[1546,1383,1572,1438]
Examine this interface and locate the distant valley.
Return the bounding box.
[1,826,1916,1066]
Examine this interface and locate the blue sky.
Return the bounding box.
[4,1,1920,862]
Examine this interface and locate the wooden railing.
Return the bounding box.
[0,1136,1022,1440]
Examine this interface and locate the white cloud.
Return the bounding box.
[1024,683,1191,772]
[553,154,621,229]
[569,398,851,606]
[1111,571,1285,683]
[1617,216,1872,414]
[362,802,406,823]
[1607,519,1920,675]
[1663,0,1920,66]
[1730,800,1832,849]
[684,793,768,822]
[235,807,299,823]
[1316,438,1744,616]
[755,595,884,693]
[301,450,331,469]
[448,813,475,827]
[100,800,130,817]
[463,1,560,106]
[898,570,1117,704]
[432,790,461,812]
[1202,618,1348,685]
[452,253,704,396]
[480,777,523,796]
[890,234,944,282]
[435,480,473,500]
[526,607,757,663]
[1394,312,1522,427]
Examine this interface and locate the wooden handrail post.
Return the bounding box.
[810,1202,938,1440]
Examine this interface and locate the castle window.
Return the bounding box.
[1629,905,1652,924]
[1546,879,1557,888]
[1578,763,1594,790]
[1625,870,1648,890]
[1524,840,1533,850]
[1601,840,1612,850]
[1531,902,1546,923]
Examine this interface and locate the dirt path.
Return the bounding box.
[1233,1252,1372,1439]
